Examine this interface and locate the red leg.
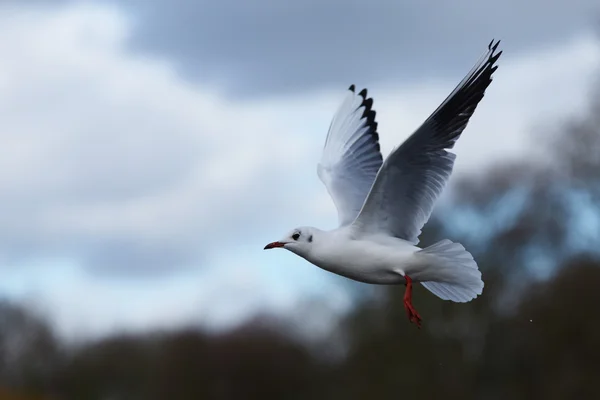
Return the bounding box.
[403,275,422,328]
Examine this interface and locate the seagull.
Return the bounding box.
[264,40,502,327]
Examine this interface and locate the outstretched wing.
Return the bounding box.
[352,40,502,244]
[317,85,383,227]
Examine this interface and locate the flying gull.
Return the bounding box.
[265,40,502,327]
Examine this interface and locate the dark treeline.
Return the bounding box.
[2,258,600,400]
[2,82,600,400]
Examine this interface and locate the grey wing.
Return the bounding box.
[352,40,502,244]
[317,85,383,227]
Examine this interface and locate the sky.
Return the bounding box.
[0,0,599,341]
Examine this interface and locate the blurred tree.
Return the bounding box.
[0,387,52,400]
[476,257,600,400]
[0,301,61,396]
[54,334,156,400]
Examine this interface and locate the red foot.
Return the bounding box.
[403,275,422,328]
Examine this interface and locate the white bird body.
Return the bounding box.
[294,227,420,285]
[265,40,503,326]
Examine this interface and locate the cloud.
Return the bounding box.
[4,253,354,341]
[0,2,327,275]
[123,0,600,96]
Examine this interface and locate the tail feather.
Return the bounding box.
[418,239,483,303]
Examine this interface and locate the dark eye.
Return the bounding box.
[292,233,300,240]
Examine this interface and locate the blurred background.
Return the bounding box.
[1,0,600,399]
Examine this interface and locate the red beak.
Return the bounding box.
[264,241,285,250]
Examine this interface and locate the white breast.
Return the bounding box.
[305,230,420,285]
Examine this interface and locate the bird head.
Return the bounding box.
[264,227,316,256]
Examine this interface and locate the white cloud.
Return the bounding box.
[0,2,598,339]
[0,2,321,272]
[3,251,353,342]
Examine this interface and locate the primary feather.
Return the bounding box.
[317,86,383,227]
[352,40,502,244]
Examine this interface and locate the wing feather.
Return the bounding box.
[318,86,383,227]
[352,40,503,243]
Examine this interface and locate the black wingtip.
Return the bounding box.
[423,38,503,148]
[488,39,501,54]
[349,87,380,148]
[361,98,373,116]
[483,40,502,79]
[488,39,501,52]
[348,84,356,92]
